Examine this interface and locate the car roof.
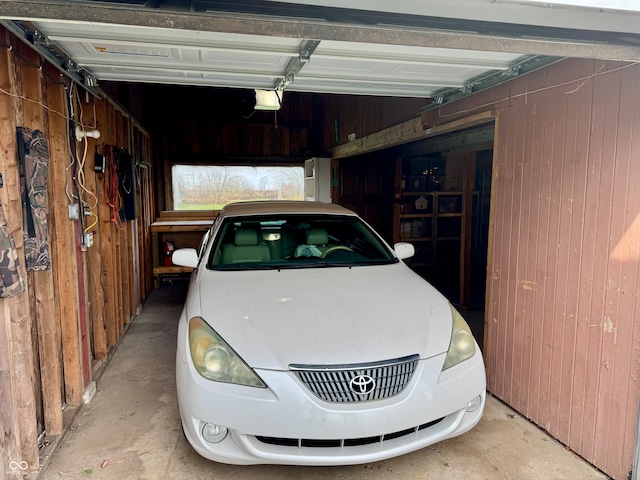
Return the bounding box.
[218,201,358,218]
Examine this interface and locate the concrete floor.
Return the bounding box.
[36,284,609,480]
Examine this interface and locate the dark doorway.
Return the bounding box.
[396,149,492,310]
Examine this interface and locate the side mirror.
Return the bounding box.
[393,242,415,260]
[172,248,199,268]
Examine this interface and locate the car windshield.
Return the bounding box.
[207,214,397,270]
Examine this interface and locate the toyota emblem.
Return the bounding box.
[349,374,376,395]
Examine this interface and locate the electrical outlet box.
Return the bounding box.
[83,232,94,248]
[68,203,79,220]
[94,153,105,174]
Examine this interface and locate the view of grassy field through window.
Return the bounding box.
[172,165,304,210]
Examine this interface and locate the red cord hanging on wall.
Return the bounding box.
[103,145,123,230]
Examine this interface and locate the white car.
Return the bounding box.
[173,201,486,466]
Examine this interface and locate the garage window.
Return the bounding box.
[172,165,304,210]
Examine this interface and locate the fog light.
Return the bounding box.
[202,422,228,443]
[466,395,482,412]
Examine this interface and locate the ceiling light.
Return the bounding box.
[254,89,281,111]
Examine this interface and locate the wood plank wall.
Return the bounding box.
[0,30,38,480]
[135,84,323,212]
[0,27,154,479]
[424,58,640,480]
[321,94,428,149]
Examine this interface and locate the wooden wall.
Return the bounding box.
[132,84,327,211]
[131,84,427,213]
[423,58,640,480]
[321,94,428,149]
[332,151,397,242]
[0,28,154,479]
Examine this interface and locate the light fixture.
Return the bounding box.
[254,89,282,111]
[75,125,101,141]
[201,422,228,443]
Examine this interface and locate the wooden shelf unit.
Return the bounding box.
[397,190,468,266]
[393,152,482,307]
[151,213,216,287]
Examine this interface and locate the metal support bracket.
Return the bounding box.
[1,20,100,97]
[419,55,560,113]
[275,39,321,91]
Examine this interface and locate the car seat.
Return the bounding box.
[221,228,271,264]
[294,228,328,257]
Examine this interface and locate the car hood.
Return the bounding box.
[192,263,453,370]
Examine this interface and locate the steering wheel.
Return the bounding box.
[320,246,353,258]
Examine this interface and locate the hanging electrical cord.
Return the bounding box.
[274,89,282,129]
[84,210,98,233]
[104,145,123,231]
[70,85,104,243]
[65,83,100,207]
[65,83,79,204]
[75,87,90,211]
[76,131,99,210]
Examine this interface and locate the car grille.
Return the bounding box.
[290,354,419,403]
[255,417,444,448]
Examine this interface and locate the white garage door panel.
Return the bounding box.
[41,21,303,53]
[26,18,534,98]
[61,42,291,75]
[287,78,441,97]
[90,64,281,88]
[314,40,522,68]
[300,57,492,84]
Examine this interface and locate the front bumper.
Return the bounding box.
[176,349,486,466]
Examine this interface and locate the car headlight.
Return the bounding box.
[188,317,266,388]
[442,305,477,370]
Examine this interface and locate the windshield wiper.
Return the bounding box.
[323,261,371,267]
[278,261,373,269]
[213,264,280,271]
[275,262,332,270]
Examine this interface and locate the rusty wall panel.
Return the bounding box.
[479,58,640,480]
